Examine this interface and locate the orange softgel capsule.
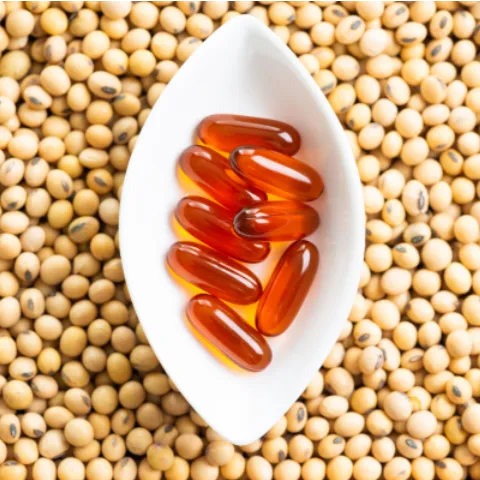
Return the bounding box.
[167,242,262,305]
[198,114,301,156]
[175,196,270,263]
[186,294,272,372]
[234,201,320,242]
[256,240,319,336]
[230,147,324,202]
[179,145,266,211]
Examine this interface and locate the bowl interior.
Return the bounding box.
[120,16,364,444]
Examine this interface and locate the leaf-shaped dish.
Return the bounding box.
[120,15,364,445]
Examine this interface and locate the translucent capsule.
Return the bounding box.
[197,114,301,155]
[179,145,266,211]
[230,147,324,202]
[256,240,319,336]
[186,294,272,372]
[234,201,320,242]
[175,196,270,263]
[167,242,262,305]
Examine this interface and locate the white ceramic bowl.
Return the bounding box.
[120,15,364,445]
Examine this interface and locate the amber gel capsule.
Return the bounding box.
[230,147,324,202]
[186,294,272,372]
[198,114,301,155]
[234,201,320,242]
[179,145,266,211]
[167,242,262,305]
[256,240,319,336]
[175,196,270,263]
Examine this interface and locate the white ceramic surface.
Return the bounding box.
[120,15,364,445]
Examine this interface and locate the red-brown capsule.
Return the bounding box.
[234,201,320,242]
[256,240,319,336]
[167,242,262,305]
[230,147,324,202]
[197,114,301,155]
[179,145,266,211]
[175,196,270,263]
[186,294,272,372]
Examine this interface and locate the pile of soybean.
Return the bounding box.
[1,1,480,479]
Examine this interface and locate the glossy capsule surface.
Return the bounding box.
[234,201,320,242]
[179,145,266,211]
[198,114,301,155]
[167,242,262,305]
[256,240,319,336]
[175,196,270,263]
[230,147,324,202]
[187,294,272,372]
